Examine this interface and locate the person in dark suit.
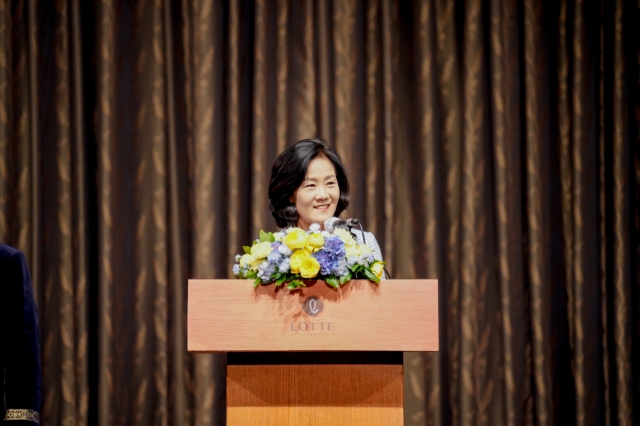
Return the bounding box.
[1,244,41,424]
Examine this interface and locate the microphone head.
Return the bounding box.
[323,217,341,232]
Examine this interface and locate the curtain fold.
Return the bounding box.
[524,0,553,424]
[0,0,638,425]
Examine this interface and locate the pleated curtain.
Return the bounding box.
[0,0,638,425]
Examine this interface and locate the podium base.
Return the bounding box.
[227,352,403,426]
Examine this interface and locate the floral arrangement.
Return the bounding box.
[233,223,385,290]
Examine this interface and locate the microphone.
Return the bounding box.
[324,217,360,232]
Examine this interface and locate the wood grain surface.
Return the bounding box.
[187,279,439,352]
[227,364,403,425]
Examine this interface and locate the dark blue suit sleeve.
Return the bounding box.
[2,246,41,425]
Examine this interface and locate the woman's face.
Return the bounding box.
[291,155,340,230]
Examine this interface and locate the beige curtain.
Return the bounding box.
[0,0,638,425]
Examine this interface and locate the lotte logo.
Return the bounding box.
[302,296,324,317]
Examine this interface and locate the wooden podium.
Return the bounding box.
[188,279,438,425]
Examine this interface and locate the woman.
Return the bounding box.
[268,138,384,263]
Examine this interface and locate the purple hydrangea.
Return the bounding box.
[313,249,339,275]
[323,237,346,258]
[312,237,346,275]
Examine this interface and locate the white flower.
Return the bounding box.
[309,223,321,233]
[232,264,240,275]
[335,260,348,276]
[235,254,241,262]
[353,252,375,267]
[278,258,290,273]
[278,244,292,256]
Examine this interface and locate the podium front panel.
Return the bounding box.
[188,279,438,352]
[227,351,403,426]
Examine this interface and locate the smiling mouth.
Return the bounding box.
[314,204,330,210]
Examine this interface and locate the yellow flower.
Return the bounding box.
[289,249,310,274]
[249,258,263,271]
[371,262,384,279]
[300,256,321,278]
[239,254,252,268]
[355,243,372,257]
[251,241,273,259]
[332,228,353,244]
[307,233,325,250]
[283,228,308,250]
[345,239,358,257]
[344,245,356,257]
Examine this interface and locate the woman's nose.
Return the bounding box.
[316,186,329,199]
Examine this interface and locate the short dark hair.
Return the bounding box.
[269,138,350,228]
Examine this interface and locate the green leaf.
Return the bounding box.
[339,272,352,285]
[259,229,272,242]
[253,278,262,289]
[243,246,251,254]
[363,268,380,284]
[325,276,340,289]
[245,271,257,279]
[276,275,288,286]
[286,280,305,290]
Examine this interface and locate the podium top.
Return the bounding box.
[188,279,438,353]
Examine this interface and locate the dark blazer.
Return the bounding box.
[1,244,41,425]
